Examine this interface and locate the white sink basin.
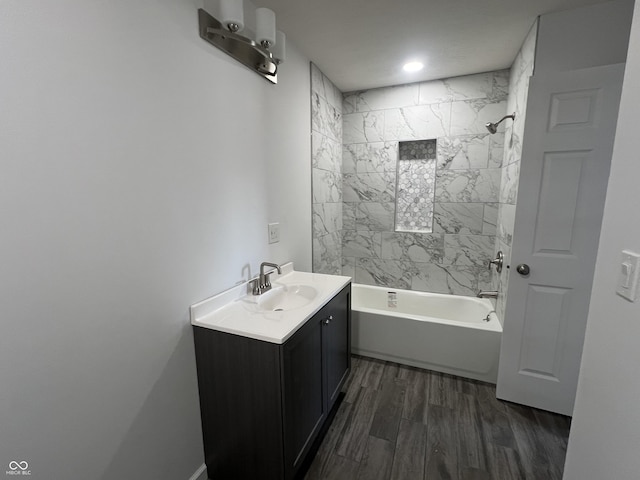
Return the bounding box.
[190,265,351,344]
[255,284,319,312]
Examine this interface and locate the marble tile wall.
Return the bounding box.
[341,70,509,296]
[311,63,343,274]
[492,20,538,323]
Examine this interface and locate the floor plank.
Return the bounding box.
[389,419,426,480]
[304,401,354,479]
[380,362,401,386]
[304,356,571,480]
[476,383,517,450]
[401,367,428,424]
[503,402,561,480]
[360,357,385,389]
[334,386,379,462]
[356,436,395,480]
[532,408,571,480]
[369,380,406,442]
[425,404,459,480]
[317,454,360,480]
[484,444,526,480]
[427,371,457,409]
[456,394,487,473]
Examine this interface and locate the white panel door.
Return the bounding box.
[496,64,624,416]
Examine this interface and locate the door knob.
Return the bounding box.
[516,264,530,276]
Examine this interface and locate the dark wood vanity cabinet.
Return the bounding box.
[193,283,351,480]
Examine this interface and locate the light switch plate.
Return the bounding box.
[616,250,640,302]
[268,223,280,244]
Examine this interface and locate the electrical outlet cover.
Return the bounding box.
[616,250,640,302]
[268,223,280,244]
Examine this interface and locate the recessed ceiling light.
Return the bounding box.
[403,61,424,73]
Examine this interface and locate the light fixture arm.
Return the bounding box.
[198,9,278,83]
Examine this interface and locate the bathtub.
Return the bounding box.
[351,284,502,383]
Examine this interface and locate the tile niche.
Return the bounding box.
[395,139,437,233]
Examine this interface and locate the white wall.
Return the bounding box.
[563,2,640,479]
[536,0,634,75]
[0,1,311,479]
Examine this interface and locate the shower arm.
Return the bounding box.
[494,113,516,127]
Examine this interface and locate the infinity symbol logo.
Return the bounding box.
[8,461,28,471]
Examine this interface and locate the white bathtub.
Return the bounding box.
[351,284,502,383]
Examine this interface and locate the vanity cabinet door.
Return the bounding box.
[193,328,284,480]
[323,285,351,410]
[281,313,327,478]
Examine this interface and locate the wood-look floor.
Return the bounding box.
[304,356,571,480]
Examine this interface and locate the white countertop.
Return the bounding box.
[190,264,351,344]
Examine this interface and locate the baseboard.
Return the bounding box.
[188,463,207,480]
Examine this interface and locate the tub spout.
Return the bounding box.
[477,290,498,299]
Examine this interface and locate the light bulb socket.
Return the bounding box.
[219,0,244,33]
[255,7,276,47]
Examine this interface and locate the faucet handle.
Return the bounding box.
[250,278,262,295]
[488,251,504,273]
[263,271,273,289]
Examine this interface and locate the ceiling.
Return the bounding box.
[254,0,610,92]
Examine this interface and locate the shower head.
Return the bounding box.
[485,112,516,134]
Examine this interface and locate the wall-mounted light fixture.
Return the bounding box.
[199,0,286,84]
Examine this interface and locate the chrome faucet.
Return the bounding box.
[252,262,282,295]
[477,290,498,299]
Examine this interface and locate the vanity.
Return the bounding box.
[191,264,351,480]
